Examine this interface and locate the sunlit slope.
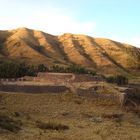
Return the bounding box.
[0,28,140,74]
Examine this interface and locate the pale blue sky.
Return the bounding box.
[0,0,140,47]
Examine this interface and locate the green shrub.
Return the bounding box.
[0,60,96,78]
[37,64,48,72]
[88,71,97,76]
[106,76,115,83]
[115,75,128,85]
[49,64,96,75]
[37,45,45,52]
[106,75,128,85]
[0,61,37,78]
[50,65,66,73]
[66,65,88,74]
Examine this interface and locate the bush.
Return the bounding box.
[37,64,48,72]
[36,121,69,131]
[106,75,128,85]
[49,64,96,75]
[50,65,66,73]
[115,75,128,85]
[37,45,45,52]
[106,76,115,83]
[66,65,88,74]
[0,115,22,133]
[88,71,97,76]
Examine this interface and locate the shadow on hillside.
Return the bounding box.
[72,39,97,68]
[88,37,129,73]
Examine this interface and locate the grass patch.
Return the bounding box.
[0,115,22,133]
[102,113,124,119]
[36,121,69,131]
[102,113,123,126]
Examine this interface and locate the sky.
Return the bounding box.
[0,0,140,47]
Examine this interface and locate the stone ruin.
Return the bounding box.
[0,72,103,83]
[0,84,71,94]
[0,73,103,94]
[1,72,138,107]
[36,72,103,83]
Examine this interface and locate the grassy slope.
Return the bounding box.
[0,28,140,75]
[0,92,140,140]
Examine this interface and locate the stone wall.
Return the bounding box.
[37,72,103,83]
[0,84,71,93]
[0,76,34,82]
[0,73,103,83]
[37,72,74,83]
[77,87,139,107]
[73,74,102,82]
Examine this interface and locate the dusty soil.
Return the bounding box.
[0,92,140,140]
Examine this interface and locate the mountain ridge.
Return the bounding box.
[0,27,140,75]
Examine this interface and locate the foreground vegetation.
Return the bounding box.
[36,121,69,131]
[0,92,140,140]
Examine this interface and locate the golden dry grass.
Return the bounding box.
[0,91,140,140]
[0,28,140,75]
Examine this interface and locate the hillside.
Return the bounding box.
[0,91,140,140]
[0,27,140,75]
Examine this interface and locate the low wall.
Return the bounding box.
[0,76,34,82]
[37,72,74,82]
[0,73,103,83]
[37,72,103,83]
[73,74,102,82]
[77,87,139,107]
[0,84,71,93]
[77,88,117,99]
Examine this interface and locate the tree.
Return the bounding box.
[106,75,128,85]
[115,75,128,85]
[0,61,37,78]
[37,64,48,72]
